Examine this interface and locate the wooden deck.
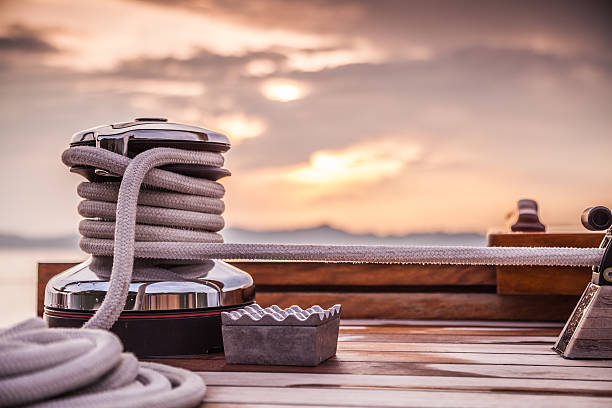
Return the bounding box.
[37,232,611,406]
[147,319,612,408]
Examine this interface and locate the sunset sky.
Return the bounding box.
[0,0,611,238]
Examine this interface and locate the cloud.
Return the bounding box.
[212,113,267,144]
[76,78,206,97]
[138,0,612,61]
[286,137,422,185]
[0,24,56,53]
[282,43,386,72]
[0,0,335,71]
[0,0,611,236]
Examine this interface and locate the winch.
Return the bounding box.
[43,118,255,356]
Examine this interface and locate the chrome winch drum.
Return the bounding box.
[44,118,255,356]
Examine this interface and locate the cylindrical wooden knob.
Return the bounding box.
[511,199,546,232]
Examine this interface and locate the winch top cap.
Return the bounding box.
[69,118,231,153]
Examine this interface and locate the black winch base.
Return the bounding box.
[44,304,253,357]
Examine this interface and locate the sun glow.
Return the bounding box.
[261,79,307,102]
[213,113,267,143]
[287,138,422,184]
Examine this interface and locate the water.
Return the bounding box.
[0,248,84,327]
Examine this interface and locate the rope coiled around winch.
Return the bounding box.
[60,145,604,331]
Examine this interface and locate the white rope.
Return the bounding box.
[0,145,603,407]
[0,318,206,408]
[80,242,603,267]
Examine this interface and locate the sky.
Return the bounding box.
[0,0,611,238]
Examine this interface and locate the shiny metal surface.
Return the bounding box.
[45,258,255,311]
[70,118,230,154]
[51,119,253,314]
[553,282,598,354]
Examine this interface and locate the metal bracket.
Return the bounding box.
[582,206,612,285]
[596,231,612,285]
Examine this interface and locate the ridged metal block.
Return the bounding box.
[222,304,341,366]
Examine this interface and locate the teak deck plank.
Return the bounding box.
[338,341,555,354]
[200,386,612,408]
[332,350,612,367]
[340,319,564,328]
[163,350,612,369]
[155,355,612,381]
[337,326,561,336]
[338,333,558,344]
[198,372,612,396]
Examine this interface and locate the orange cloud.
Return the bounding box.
[287,138,422,184]
[213,113,267,144]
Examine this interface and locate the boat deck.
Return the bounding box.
[36,230,610,407]
[150,319,612,408]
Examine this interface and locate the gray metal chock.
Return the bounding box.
[554,206,612,358]
[222,304,341,366]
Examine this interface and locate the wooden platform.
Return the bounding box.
[149,319,612,407]
[36,231,606,322]
[36,231,612,405]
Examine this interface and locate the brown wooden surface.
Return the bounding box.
[488,231,602,296]
[231,261,497,286]
[487,231,604,248]
[256,292,579,321]
[36,263,79,317]
[496,265,591,295]
[142,319,612,407]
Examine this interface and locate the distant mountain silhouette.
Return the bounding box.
[0,233,79,248]
[0,225,485,248]
[223,225,485,246]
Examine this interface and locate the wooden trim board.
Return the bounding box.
[38,262,580,320]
